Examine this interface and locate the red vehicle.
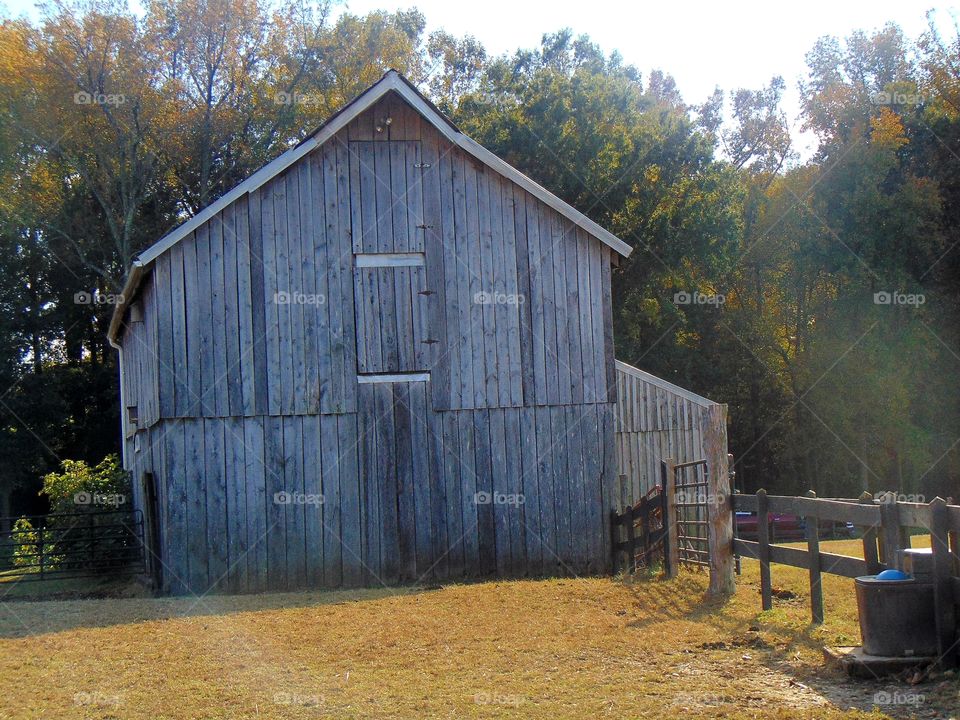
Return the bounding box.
[735,512,855,542]
[735,511,805,542]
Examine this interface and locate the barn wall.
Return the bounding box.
[118,90,621,594]
[613,361,717,508]
[131,397,615,595]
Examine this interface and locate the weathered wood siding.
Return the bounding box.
[613,360,718,508]
[118,91,621,594]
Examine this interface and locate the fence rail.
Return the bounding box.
[732,490,959,668]
[0,510,145,583]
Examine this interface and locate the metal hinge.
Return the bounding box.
[421,338,439,345]
[418,289,436,297]
[416,223,434,229]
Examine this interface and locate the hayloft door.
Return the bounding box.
[350,140,432,375]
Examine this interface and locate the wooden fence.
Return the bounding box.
[732,490,960,667]
[613,361,719,508]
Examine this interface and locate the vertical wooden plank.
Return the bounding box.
[154,254,174,419]
[600,247,617,403]
[243,416,267,593]
[499,182,523,407]
[490,408,511,575]
[358,384,381,585]
[338,413,362,586]
[464,160,486,408]
[377,384,400,583]
[225,417,248,593]
[302,414,323,587]
[204,419,228,591]
[246,190,269,416]
[208,212,229,416]
[552,218,575,406]
[374,141,395,253]
[805,490,824,624]
[458,411,480,573]
[421,130,450,407]
[859,492,881,574]
[169,244,190,417]
[538,206,561,406]
[550,406,572,573]
[535,406,557,573]
[264,416,287,590]
[194,225,216,415]
[184,420,208,593]
[512,191,535,406]
[488,175,512,408]
[378,266,399,370]
[320,414,342,587]
[298,159,320,414]
[757,489,772,610]
[221,205,244,417]
[309,153,333,412]
[393,382,417,581]
[325,143,348,412]
[519,406,541,575]
[410,382,434,579]
[437,139,461,409]
[389,140,410,252]
[503,409,527,575]
[576,229,596,404]
[260,182,281,415]
[477,170,499,407]
[441,411,464,577]
[279,172,298,415]
[164,420,188,594]
[452,152,474,408]
[282,415,306,588]
[473,409,496,576]
[234,195,256,417]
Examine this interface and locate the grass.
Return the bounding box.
[0,539,955,719]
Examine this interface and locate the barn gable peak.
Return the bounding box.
[108,69,631,346]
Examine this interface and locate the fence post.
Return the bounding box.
[661,459,678,578]
[859,491,881,574]
[757,489,772,611]
[930,497,958,669]
[37,525,44,580]
[624,503,636,574]
[702,404,734,595]
[805,490,824,624]
[879,493,902,570]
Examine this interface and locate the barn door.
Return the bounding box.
[350,140,433,375]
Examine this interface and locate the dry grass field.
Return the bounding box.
[0,539,956,719]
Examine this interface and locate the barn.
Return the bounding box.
[108,70,727,595]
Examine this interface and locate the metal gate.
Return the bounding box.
[0,510,145,582]
[672,460,710,568]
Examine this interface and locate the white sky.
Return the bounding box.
[3,0,958,158]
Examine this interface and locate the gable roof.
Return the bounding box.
[108,69,632,346]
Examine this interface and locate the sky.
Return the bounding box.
[3,0,957,157]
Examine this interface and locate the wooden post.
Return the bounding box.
[805,490,824,624]
[930,498,957,669]
[757,489,772,611]
[610,510,621,574]
[638,495,650,568]
[879,493,902,570]
[37,525,44,580]
[859,491,881,574]
[702,404,734,595]
[661,459,678,578]
[624,504,636,574]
